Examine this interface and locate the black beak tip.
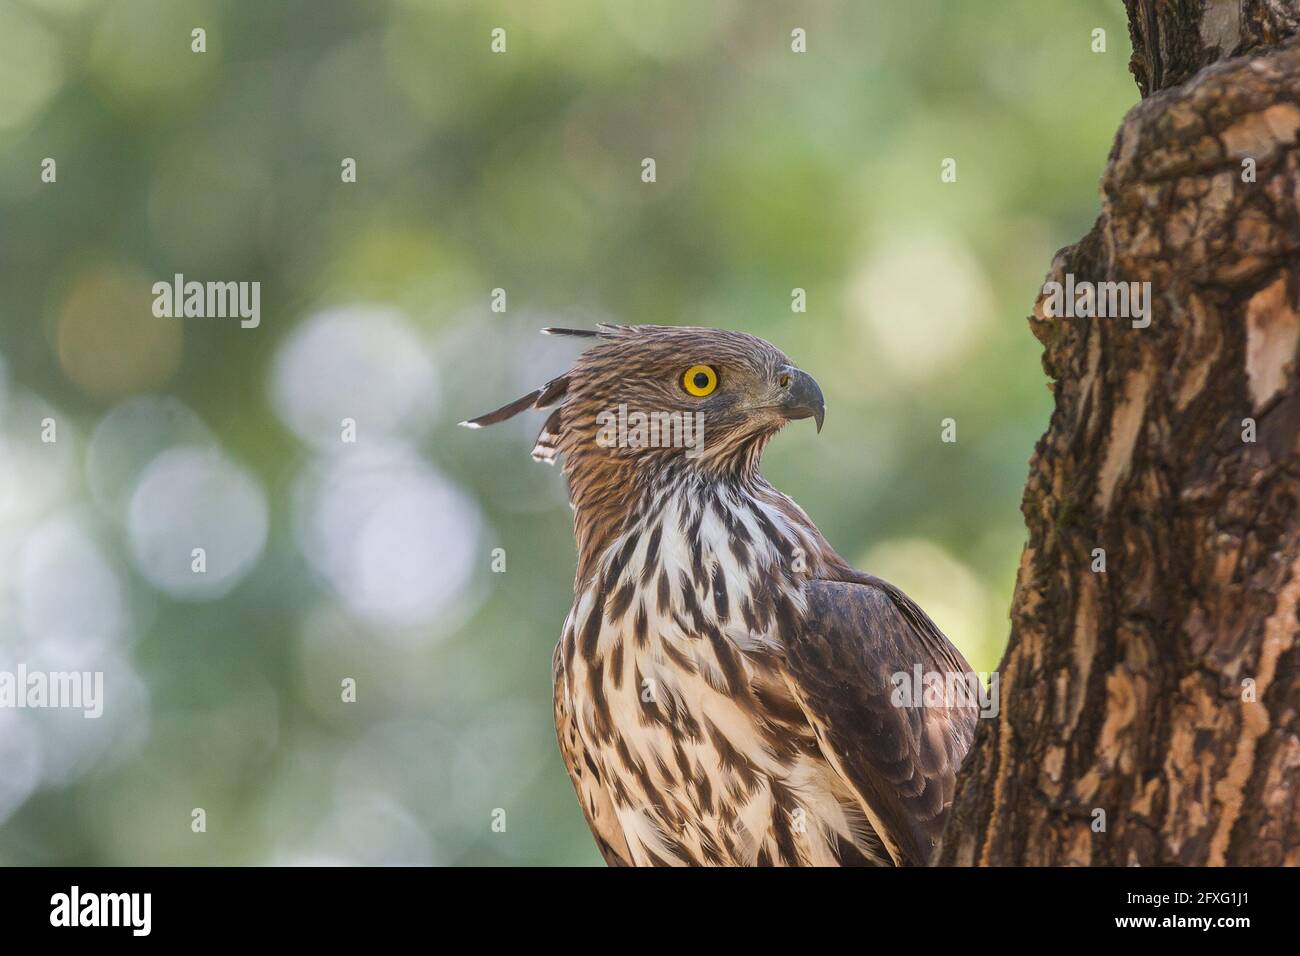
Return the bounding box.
[780,365,826,433]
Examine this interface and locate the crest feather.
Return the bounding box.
[541,327,599,338]
[459,374,570,429]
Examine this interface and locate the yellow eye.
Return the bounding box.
[682,364,718,397]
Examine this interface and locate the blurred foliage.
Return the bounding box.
[0,0,1136,865]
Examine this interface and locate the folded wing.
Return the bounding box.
[782,576,979,865]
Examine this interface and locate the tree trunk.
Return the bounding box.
[937,3,1300,866]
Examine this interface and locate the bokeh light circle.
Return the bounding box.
[127,447,269,601]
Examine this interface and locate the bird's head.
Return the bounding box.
[460,324,825,480]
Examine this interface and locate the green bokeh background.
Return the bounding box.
[0,0,1136,864]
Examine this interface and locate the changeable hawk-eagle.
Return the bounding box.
[464,325,978,866]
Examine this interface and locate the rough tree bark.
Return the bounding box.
[937,3,1300,865]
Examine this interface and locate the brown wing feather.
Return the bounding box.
[783,578,978,866]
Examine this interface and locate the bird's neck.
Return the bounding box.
[565,455,828,592]
[565,455,679,587]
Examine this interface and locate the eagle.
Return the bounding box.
[463,325,977,866]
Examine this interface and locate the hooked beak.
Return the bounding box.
[777,365,825,433]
